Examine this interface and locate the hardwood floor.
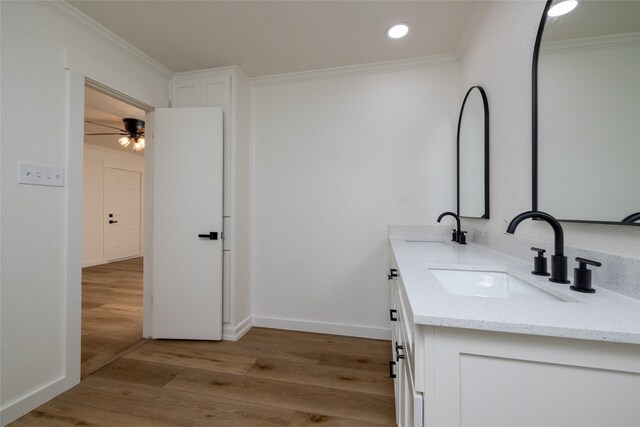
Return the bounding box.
[81,257,145,377]
[14,328,395,426]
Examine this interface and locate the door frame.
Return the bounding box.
[102,161,144,262]
[66,71,155,389]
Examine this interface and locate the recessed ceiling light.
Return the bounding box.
[387,23,409,39]
[547,0,578,17]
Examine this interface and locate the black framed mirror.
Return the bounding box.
[532,0,640,226]
[457,86,489,219]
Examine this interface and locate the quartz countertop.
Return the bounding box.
[389,237,640,344]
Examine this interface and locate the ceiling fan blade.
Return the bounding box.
[85,132,127,136]
[85,120,126,132]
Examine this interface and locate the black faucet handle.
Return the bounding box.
[576,257,602,268]
[531,247,550,276]
[459,231,467,245]
[451,229,458,242]
[571,257,601,294]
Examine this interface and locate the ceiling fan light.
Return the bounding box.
[133,139,144,152]
[118,136,131,147]
[137,137,145,149]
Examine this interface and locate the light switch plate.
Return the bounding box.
[18,162,65,187]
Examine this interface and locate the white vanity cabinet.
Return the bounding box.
[389,265,423,427]
[389,245,640,427]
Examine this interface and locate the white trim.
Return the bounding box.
[223,316,253,341]
[142,111,155,338]
[252,316,391,340]
[37,0,173,79]
[0,377,67,425]
[63,69,84,390]
[249,54,457,86]
[229,73,237,328]
[540,32,640,56]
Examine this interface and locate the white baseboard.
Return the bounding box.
[0,376,68,426]
[252,316,391,340]
[82,258,106,267]
[222,315,253,341]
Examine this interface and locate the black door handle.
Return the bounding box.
[109,220,118,224]
[198,232,218,240]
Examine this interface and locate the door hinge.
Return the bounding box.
[389,361,397,378]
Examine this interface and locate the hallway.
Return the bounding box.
[82,257,145,377]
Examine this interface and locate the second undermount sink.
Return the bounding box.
[429,268,568,302]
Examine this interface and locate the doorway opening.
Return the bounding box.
[81,84,149,377]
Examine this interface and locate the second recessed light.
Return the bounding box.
[387,23,409,39]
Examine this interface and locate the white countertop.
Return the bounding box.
[389,237,640,344]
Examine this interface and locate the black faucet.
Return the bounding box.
[621,212,640,224]
[506,211,570,284]
[437,211,466,244]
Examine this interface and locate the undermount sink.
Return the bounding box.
[429,268,567,302]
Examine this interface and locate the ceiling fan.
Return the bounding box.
[85,118,146,152]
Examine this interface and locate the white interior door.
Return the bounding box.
[150,107,223,340]
[104,167,141,261]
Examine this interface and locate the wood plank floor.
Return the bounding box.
[14,328,395,426]
[81,257,144,377]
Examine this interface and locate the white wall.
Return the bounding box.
[0,2,169,422]
[459,0,640,257]
[83,144,145,266]
[251,60,458,338]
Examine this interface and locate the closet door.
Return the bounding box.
[104,167,141,261]
[150,107,224,340]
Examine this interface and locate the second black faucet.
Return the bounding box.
[506,210,570,284]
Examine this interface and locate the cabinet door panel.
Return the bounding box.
[172,80,201,108]
[202,76,232,217]
[460,354,639,427]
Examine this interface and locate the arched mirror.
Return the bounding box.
[533,0,640,225]
[457,86,489,219]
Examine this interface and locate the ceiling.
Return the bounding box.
[68,0,485,77]
[85,87,145,124]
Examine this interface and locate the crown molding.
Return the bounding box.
[250,54,457,86]
[37,0,174,79]
[540,32,640,56]
[174,65,241,80]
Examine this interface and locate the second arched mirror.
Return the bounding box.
[457,86,490,219]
